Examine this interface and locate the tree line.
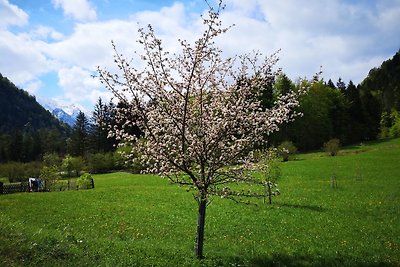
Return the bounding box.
[0,51,398,164]
[267,50,400,151]
[269,76,381,151]
[0,98,135,162]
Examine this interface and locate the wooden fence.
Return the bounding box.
[0,179,94,195]
[0,181,30,194]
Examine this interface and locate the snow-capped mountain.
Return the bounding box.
[51,107,79,126]
[37,97,82,127]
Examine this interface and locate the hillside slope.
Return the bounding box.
[0,73,69,134]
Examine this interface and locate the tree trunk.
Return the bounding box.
[195,197,207,259]
[268,182,272,204]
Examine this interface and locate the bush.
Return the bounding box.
[62,155,85,177]
[278,141,297,161]
[113,150,127,170]
[42,153,61,168]
[389,110,400,138]
[76,173,93,189]
[40,166,61,190]
[324,138,340,156]
[0,162,42,183]
[87,153,115,174]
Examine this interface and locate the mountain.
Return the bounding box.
[52,108,77,127]
[38,98,81,127]
[0,73,69,134]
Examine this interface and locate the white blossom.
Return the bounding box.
[97,2,310,201]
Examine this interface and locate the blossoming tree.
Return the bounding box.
[98,1,306,259]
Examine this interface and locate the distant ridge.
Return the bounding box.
[37,98,81,127]
[0,73,69,133]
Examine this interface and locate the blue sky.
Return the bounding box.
[1,0,399,112]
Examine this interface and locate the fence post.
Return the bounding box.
[91,178,95,189]
[0,181,3,194]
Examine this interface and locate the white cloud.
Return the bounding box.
[0,0,28,28]
[1,0,400,112]
[57,66,112,104]
[30,26,64,41]
[221,0,400,82]
[52,0,97,21]
[46,20,140,70]
[0,30,55,84]
[22,79,43,95]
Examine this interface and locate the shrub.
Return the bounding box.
[278,141,297,161]
[62,155,85,177]
[87,153,115,174]
[113,150,127,170]
[389,110,400,138]
[324,138,340,156]
[40,166,61,190]
[76,173,93,189]
[42,153,61,168]
[0,162,41,183]
[256,149,282,204]
[62,155,74,177]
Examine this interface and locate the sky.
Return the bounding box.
[1,0,399,113]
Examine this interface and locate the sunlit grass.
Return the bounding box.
[0,139,399,266]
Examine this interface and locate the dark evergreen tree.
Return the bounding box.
[275,73,295,96]
[40,129,66,155]
[327,87,350,143]
[89,98,116,153]
[268,74,296,145]
[259,81,275,109]
[360,89,382,140]
[336,77,346,92]
[9,130,23,161]
[68,111,89,156]
[0,134,11,162]
[343,81,365,143]
[326,79,336,89]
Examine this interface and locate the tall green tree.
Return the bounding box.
[68,111,89,156]
[336,77,346,93]
[326,79,336,89]
[9,130,23,162]
[344,81,366,143]
[89,98,115,153]
[285,81,349,150]
[275,73,295,96]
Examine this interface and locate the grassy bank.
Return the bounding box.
[1,139,399,266]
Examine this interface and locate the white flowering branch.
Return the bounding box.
[97,0,308,259]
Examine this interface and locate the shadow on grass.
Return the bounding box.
[246,253,396,267]
[212,253,397,267]
[278,203,325,212]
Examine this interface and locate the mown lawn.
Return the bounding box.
[0,139,399,266]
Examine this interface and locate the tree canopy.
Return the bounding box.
[97,0,311,258]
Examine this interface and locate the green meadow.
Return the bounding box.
[1,139,399,266]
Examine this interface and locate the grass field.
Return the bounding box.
[0,139,399,266]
